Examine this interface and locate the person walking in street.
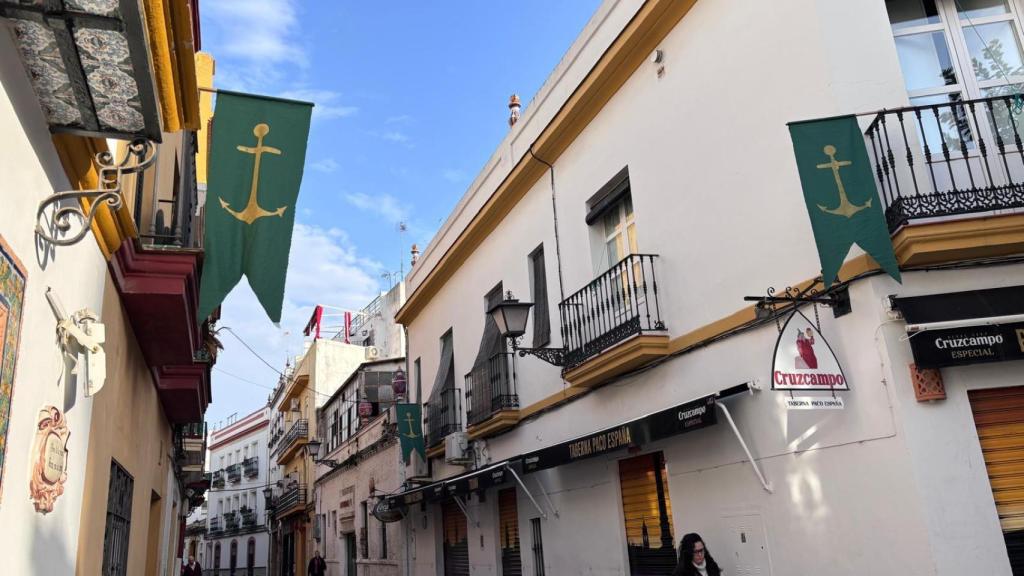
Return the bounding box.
[182,555,202,576]
[673,533,722,576]
[308,550,327,576]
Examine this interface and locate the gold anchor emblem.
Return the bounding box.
[402,411,419,439]
[220,123,288,224]
[816,144,871,218]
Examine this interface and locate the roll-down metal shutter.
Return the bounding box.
[443,500,470,576]
[499,488,523,575]
[970,387,1024,574]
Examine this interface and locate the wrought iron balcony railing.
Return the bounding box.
[224,511,239,532]
[243,456,259,478]
[276,419,309,460]
[425,388,462,448]
[208,516,221,534]
[131,130,203,249]
[465,352,518,427]
[226,463,242,484]
[277,484,307,513]
[211,471,225,489]
[242,508,257,526]
[864,94,1024,232]
[559,254,664,369]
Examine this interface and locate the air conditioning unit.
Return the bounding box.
[445,432,471,465]
[365,346,380,360]
[289,398,299,412]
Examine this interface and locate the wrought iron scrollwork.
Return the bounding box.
[36,139,157,246]
[517,346,568,367]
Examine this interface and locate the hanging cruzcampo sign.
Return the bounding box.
[788,115,901,287]
[396,403,425,465]
[771,310,849,391]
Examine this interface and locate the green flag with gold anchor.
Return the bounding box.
[788,115,901,287]
[198,91,313,324]
[396,403,425,465]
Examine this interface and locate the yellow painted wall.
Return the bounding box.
[75,274,178,576]
[195,52,214,186]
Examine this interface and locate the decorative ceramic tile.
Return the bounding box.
[0,234,27,508]
[10,19,82,126]
[74,28,144,132]
[65,0,119,17]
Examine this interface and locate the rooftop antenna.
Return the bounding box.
[397,221,408,280]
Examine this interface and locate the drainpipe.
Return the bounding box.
[527,147,566,301]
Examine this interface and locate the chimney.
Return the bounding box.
[508,94,521,127]
[410,243,420,267]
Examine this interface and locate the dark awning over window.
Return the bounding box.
[585,166,630,225]
[892,285,1024,324]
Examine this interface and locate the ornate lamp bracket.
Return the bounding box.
[511,337,568,367]
[36,139,157,247]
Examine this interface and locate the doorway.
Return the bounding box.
[345,532,357,576]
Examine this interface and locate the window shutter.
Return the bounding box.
[474,284,505,369]
[429,332,455,405]
[585,166,630,225]
[530,247,550,347]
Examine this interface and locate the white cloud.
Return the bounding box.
[442,168,468,183]
[344,192,410,224]
[277,89,359,121]
[385,115,413,124]
[309,158,339,173]
[206,223,383,423]
[381,131,411,144]
[204,0,307,69]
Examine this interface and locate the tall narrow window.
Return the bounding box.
[586,167,636,270]
[247,538,256,576]
[427,329,458,446]
[529,246,550,347]
[618,452,676,575]
[530,518,545,576]
[380,516,388,559]
[102,460,134,576]
[360,502,370,558]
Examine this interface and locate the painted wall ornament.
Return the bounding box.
[0,235,28,508]
[29,406,70,514]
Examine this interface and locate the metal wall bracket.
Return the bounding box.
[716,402,773,494]
[744,283,852,320]
[452,495,479,528]
[36,139,157,247]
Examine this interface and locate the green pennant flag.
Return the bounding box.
[395,403,425,465]
[198,91,313,324]
[788,115,901,287]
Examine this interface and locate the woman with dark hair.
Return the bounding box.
[673,533,722,576]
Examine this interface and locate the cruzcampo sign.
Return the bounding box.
[788,115,901,287]
[772,311,849,391]
[396,403,425,465]
[198,91,314,324]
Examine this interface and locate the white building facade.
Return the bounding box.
[207,408,272,575]
[389,1,1024,575]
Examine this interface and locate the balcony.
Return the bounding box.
[226,463,242,484]
[243,456,259,478]
[863,95,1024,265]
[276,484,307,518]
[465,353,519,438]
[276,419,309,464]
[241,508,258,527]
[208,517,221,535]
[425,388,462,450]
[224,511,239,533]
[559,254,669,388]
[211,471,225,489]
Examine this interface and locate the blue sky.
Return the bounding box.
[200,0,602,427]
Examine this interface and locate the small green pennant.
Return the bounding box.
[788,115,901,287]
[396,403,425,465]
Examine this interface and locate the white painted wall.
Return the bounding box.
[0,24,107,576]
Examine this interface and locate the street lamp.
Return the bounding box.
[487,291,568,366]
[303,439,345,470]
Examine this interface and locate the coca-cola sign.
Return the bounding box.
[771,311,849,391]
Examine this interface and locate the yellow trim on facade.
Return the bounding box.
[426,443,445,460]
[465,410,521,440]
[562,334,670,389]
[280,374,309,410]
[892,215,1024,266]
[143,0,200,132]
[195,52,215,185]
[395,0,699,326]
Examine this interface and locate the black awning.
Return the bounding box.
[386,461,513,508]
[521,392,721,473]
[892,285,1024,324]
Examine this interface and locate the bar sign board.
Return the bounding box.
[909,323,1024,369]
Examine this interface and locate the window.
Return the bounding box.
[586,167,635,270]
[887,0,1024,147]
[102,460,134,576]
[530,518,545,576]
[214,543,221,573]
[380,516,388,559]
[230,539,238,574]
[529,245,550,347]
[360,502,369,558]
[247,538,256,576]
[473,283,505,369]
